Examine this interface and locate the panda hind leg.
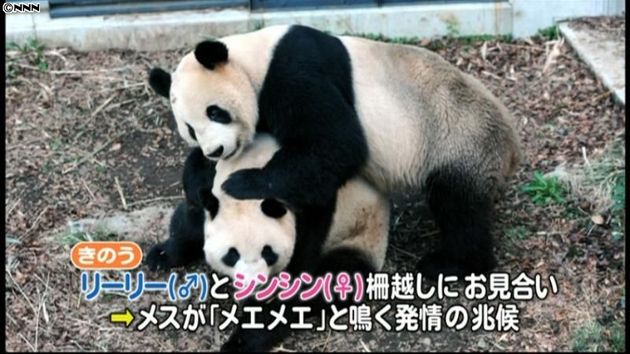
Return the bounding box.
[417,162,497,280]
[310,247,376,310]
[146,201,205,271]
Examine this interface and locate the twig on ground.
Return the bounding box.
[62,136,118,174]
[126,195,183,208]
[115,177,128,210]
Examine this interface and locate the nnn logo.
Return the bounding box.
[3,2,41,13]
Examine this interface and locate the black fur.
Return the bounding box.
[207,105,232,124]
[183,147,217,209]
[145,148,216,271]
[199,189,219,219]
[195,41,229,70]
[260,198,287,218]
[416,161,497,279]
[221,25,368,208]
[148,68,171,98]
[146,201,205,271]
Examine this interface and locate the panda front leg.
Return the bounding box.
[416,162,497,279]
[222,138,368,208]
[145,201,206,271]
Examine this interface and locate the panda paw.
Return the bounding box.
[220,327,275,352]
[221,168,270,200]
[416,252,468,281]
[145,243,172,272]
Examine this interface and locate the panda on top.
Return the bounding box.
[149,24,522,280]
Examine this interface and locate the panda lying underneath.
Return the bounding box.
[147,133,390,351]
[201,133,390,285]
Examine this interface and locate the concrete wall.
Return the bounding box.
[6,2,513,51]
[5,0,626,51]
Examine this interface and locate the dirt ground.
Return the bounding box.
[5,17,626,352]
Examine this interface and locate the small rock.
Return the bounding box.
[477,338,487,349]
[591,214,605,225]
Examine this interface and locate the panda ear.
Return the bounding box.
[199,188,219,219]
[261,199,287,219]
[148,68,171,98]
[194,41,229,70]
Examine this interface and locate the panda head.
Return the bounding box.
[199,134,296,283]
[200,192,296,284]
[149,40,258,161]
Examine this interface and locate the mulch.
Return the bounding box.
[5,18,625,351]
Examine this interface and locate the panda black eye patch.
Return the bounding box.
[261,199,287,218]
[221,247,240,267]
[186,123,197,141]
[261,245,279,266]
[206,105,232,124]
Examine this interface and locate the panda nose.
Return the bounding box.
[207,146,224,158]
[221,247,240,267]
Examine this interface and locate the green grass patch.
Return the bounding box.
[455,33,514,44]
[351,32,421,45]
[572,320,626,352]
[572,321,606,352]
[609,322,625,352]
[537,25,560,40]
[522,171,567,205]
[7,38,49,71]
[580,134,625,236]
[351,31,513,52]
[611,177,625,213]
[610,175,625,241]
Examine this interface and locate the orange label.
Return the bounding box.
[70,241,143,270]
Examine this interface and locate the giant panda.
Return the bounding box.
[148,24,522,279]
